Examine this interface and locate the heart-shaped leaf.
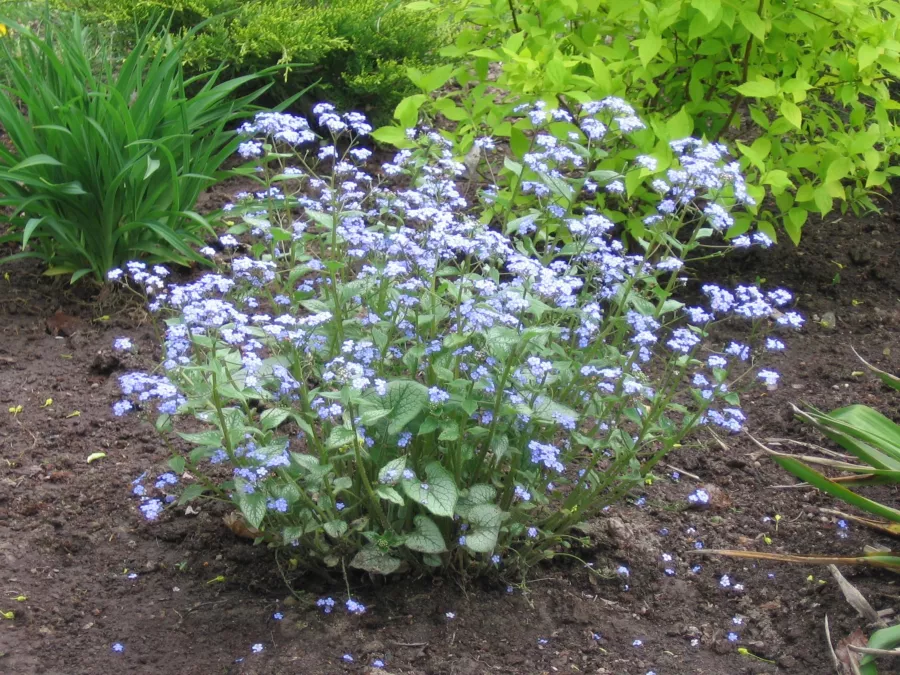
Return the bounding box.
[404,515,447,553]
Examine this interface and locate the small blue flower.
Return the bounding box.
[251,643,264,653]
[112,337,133,352]
[346,598,366,615]
[372,659,385,668]
[688,489,710,505]
[111,643,124,653]
[428,387,450,404]
[342,654,354,663]
[273,612,283,620]
[727,632,739,642]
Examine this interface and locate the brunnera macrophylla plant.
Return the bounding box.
[111,100,802,578]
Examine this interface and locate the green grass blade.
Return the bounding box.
[771,454,900,523]
[860,624,900,674]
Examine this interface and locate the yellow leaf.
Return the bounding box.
[86,452,106,463]
[66,410,81,418]
[858,44,880,70]
[780,99,802,129]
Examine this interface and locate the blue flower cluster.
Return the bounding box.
[108,99,801,572]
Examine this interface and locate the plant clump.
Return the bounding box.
[112,100,802,578]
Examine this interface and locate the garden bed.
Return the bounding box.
[0,204,898,675]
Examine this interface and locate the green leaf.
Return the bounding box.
[282,526,304,544]
[771,455,900,523]
[438,421,460,442]
[861,624,900,674]
[177,483,205,505]
[360,408,391,426]
[326,426,356,450]
[401,461,458,517]
[375,485,405,505]
[239,491,267,529]
[324,520,348,538]
[350,545,402,575]
[665,107,693,140]
[780,99,802,129]
[738,10,767,41]
[413,64,454,93]
[168,455,186,474]
[825,157,853,185]
[394,94,428,129]
[736,78,778,98]
[177,430,222,446]
[260,407,291,431]
[858,44,880,71]
[370,126,412,147]
[814,405,900,464]
[455,484,496,519]
[637,31,662,68]
[385,380,430,434]
[378,457,408,485]
[404,515,447,553]
[761,169,793,193]
[691,0,721,22]
[785,208,807,245]
[462,504,507,553]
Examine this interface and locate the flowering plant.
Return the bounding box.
[113,100,801,577]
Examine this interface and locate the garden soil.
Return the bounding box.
[1,205,898,675]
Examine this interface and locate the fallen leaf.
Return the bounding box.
[835,628,867,675]
[45,310,84,337]
[223,512,260,539]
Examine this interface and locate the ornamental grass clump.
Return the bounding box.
[113,100,802,577]
[0,14,273,282]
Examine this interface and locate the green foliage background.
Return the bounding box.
[62,0,449,121]
[392,0,900,244]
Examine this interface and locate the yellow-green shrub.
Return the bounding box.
[64,0,448,119]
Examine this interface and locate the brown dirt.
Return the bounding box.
[0,204,898,675]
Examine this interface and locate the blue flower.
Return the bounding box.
[428,387,450,404]
[688,489,710,505]
[112,337,133,352]
[139,499,163,521]
[111,643,124,653]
